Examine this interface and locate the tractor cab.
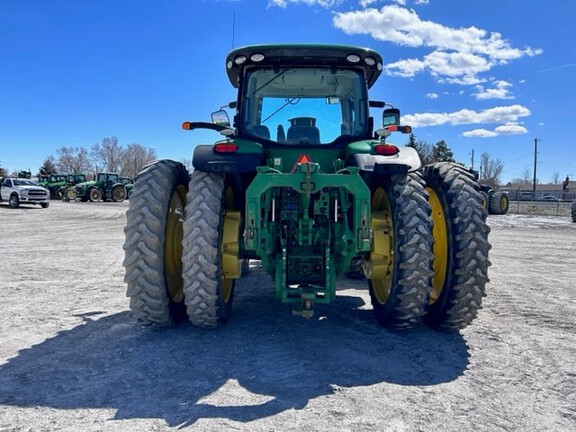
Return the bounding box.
[222,44,384,147]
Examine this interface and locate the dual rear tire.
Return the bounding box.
[123,160,239,327]
[365,163,491,330]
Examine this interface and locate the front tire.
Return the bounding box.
[9,194,20,208]
[89,188,103,202]
[182,171,241,328]
[123,160,190,326]
[423,163,491,330]
[366,172,434,329]
[66,188,78,201]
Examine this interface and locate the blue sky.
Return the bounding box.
[1,0,575,184]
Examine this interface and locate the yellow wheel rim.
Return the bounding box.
[500,194,509,212]
[66,188,78,200]
[427,187,448,304]
[220,187,241,303]
[165,184,187,303]
[366,187,394,304]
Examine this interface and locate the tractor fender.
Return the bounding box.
[192,144,262,174]
[349,146,421,174]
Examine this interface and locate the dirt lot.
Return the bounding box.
[1,200,575,432]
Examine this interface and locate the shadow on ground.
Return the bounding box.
[0,269,469,427]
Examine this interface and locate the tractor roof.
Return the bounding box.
[225,44,384,89]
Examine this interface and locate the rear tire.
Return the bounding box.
[571,201,576,223]
[123,160,190,326]
[111,184,127,202]
[366,172,434,329]
[423,163,491,330]
[480,191,489,211]
[489,191,509,215]
[182,171,241,328]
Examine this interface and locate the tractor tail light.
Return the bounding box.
[374,144,399,156]
[214,143,238,153]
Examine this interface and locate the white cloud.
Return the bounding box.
[403,104,531,127]
[494,122,528,135]
[333,5,542,83]
[461,122,528,138]
[473,80,514,100]
[462,129,498,138]
[425,92,438,99]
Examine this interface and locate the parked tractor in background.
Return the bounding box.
[37,174,85,198]
[469,169,509,215]
[480,184,510,215]
[45,174,71,198]
[66,172,127,202]
[119,176,134,199]
[67,174,87,185]
[123,44,491,331]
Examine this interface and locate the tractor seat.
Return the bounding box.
[286,117,320,145]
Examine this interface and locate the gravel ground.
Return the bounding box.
[0,200,575,432]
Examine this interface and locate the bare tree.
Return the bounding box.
[406,133,434,165]
[552,172,560,184]
[56,147,92,174]
[180,158,194,174]
[91,136,123,173]
[120,143,157,179]
[479,152,504,187]
[521,169,532,184]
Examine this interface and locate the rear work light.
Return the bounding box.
[374,144,399,156]
[214,143,238,153]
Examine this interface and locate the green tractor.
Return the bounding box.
[67,173,87,185]
[123,44,491,330]
[66,172,127,202]
[45,174,72,198]
[119,176,134,199]
[480,184,509,215]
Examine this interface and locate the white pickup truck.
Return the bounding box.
[0,177,50,208]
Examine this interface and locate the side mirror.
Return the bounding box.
[211,109,231,128]
[383,108,400,127]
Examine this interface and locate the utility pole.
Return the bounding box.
[532,138,539,198]
[471,149,475,170]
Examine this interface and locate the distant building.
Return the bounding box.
[503,176,576,201]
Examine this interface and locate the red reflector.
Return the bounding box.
[214,143,238,153]
[374,144,399,156]
[297,154,313,164]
